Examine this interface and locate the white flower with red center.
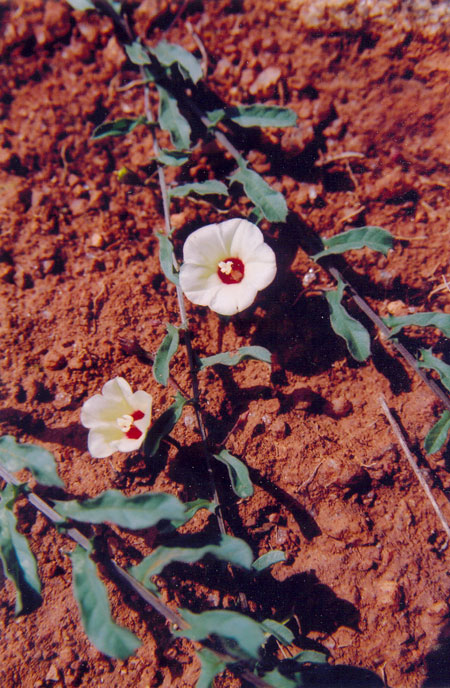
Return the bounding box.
[80,377,152,458]
[179,218,277,316]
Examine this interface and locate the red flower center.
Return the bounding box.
[125,409,145,439]
[217,257,245,284]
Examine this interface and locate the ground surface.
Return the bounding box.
[1,1,450,687]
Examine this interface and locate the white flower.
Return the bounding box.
[179,218,277,316]
[80,377,152,458]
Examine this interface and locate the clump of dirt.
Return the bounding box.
[0,1,450,687]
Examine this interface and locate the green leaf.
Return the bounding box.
[424,411,450,454]
[156,85,191,150]
[176,609,266,660]
[163,499,216,532]
[153,324,180,386]
[261,669,298,688]
[144,392,187,458]
[196,648,228,688]
[156,149,190,166]
[291,650,328,664]
[150,40,202,83]
[228,104,297,128]
[156,232,179,285]
[0,484,42,615]
[66,0,95,9]
[261,619,294,645]
[205,109,226,126]
[125,40,151,65]
[229,165,287,222]
[252,550,285,571]
[168,180,228,198]
[70,545,141,660]
[199,345,271,370]
[0,436,64,487]
[213,449,253,498]
[383,312,450,338]
[53,490,186,530]
[313,226,393,260]
[325,276,371,362]
[418,349,450,391]
[92,116,147,140]
[130,533,253,586]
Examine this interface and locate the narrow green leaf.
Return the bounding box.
[252,550,285,571]
[261,619,294,645]
[163,499,216,531]
[144,392,187,458]
[424,411,450,454]
[125,40,151,65]
[383,312,450,338]
[153,324,180,386]
[325,276,371,362]
[168,180,228,198]
[130,533,253,586]
[196,648,228,688]
[0,436,64,487]
[213,449,253,498]
[261,669,298,688]
[313,226,393,260]
[292,650,328,664]
[199,345,271,370]
[229,166,287,222]
[156,232,179,285]
[157,85,191,150]
[228,104,297,128]
[70,545,141,660]
[66,0,95,9]
[205,109,226,126]
[418,349,450,391]
[0,484,41,615]
[156,149,190,166]
[176,609,266,660]
[53,490,186,530]
[92,116,147,140]
[150,40,202,83]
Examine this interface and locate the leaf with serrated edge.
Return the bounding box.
[383,312,450,338]
[213,449,253,498]
[53,490,186,529]
[156,85,191,150]
[252,550,285,571]
[156,232,179,285]
[325,276,371,362]
[424,411,450,454]
[229,104,297,128]
[70,546,141,659]
[153,324,180,386]
[144,392,187,458]
[196,648,228,688]
[168,180,228,198]
[0,436,64,487]
[418,349,450,392]
[229,166,287,222]
[130,533,253,585]
[125,41,151,65]
[92,116,146,140]
[313,226,393,260]
[0,484,41,615]
[199,345,271,370]
[150,40,202,83]
[176,609,266,660]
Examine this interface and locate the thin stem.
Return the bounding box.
[379,396,450,540]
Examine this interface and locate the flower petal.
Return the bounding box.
[208,283,257,316]
[80,393,130,427]
[244,244,277,290]
[182,223,229,266]
[111,435,146,453]
[87,428,122,458]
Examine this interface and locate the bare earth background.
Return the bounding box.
[1,1,450,686]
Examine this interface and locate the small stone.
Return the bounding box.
[53,391,72,409]
[69,198,88,216]
[386,299,407,316]
[88,232,104,248]
[43,350,67,371]
[325,397,353,418]
[45,664,60,682]
[249,66,281,96]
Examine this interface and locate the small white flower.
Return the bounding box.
[179,218,277,316]
[80,377,152,458]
